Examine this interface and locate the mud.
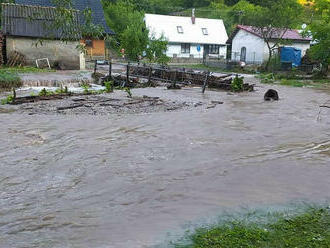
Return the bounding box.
[0,76,330,248]
[3,88,209,115]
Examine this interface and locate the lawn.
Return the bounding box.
[258,73,330,88]
[0,66,55,73]
[174,207,330,248]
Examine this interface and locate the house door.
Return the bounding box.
[203,45,209,63]
[241,47,246,62]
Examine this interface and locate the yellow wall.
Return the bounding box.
[81,39,106,57]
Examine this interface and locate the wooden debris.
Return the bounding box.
[57,104,84,111]
[7,51,26,67]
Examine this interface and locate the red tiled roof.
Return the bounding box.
[227,25,311,44]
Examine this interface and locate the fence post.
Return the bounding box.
[123,62,130,87]
[182,68,185,82]
[94,60,97,74]
[148,66,152,84]
[202,70,209,94]
[109,60,112,78]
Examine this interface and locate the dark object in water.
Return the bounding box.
[264,89,279,101]
[167,84,182,90]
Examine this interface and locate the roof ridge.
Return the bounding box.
[145,13,224,21]
[1,2,80,12]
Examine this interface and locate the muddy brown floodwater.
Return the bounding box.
[0,76,330,248]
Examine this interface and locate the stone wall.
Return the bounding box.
[6,36,85,70]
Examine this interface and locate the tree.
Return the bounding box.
[0,0,15,22]
[31,0,105,52]
[146,34,169,64]
[307,0,329,74]
[120,21,149,60]
[103,0,170,62]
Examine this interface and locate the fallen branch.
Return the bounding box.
[57,104,84,111]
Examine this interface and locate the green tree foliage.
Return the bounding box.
[120,21,149,60]
[103,0,169,62]
[146,34,170,64]
[102,0,211,14]
[217,0,303,70]
[0,0,15,22]
[248,0,303,70]
[307,0,330,74]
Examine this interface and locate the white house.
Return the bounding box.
[144,12,228,60]
[227,25,311,64]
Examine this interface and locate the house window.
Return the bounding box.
[202,28,208,35]
[177,26,183,34]
[181,43,190,54]
[209,44,219,54]
[85,40,93,47]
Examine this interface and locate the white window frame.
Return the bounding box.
[202,28,208,35]
[177,26,184,34]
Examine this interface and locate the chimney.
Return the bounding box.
[191,8,196,24]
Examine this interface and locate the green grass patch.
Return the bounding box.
[0,71,22,90]
[280,79,309,87]
[258,73,330,88]
[174,207,330,248]
[0,66,55,73]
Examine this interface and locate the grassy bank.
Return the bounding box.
[0,66,55,73]
[0,71,22,91]
[258,73,330,88]
[174,207,330,248]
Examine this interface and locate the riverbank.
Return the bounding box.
[174,206,330,247]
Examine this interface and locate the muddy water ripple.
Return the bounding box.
[1,84,330,247]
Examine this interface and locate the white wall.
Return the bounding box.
[167,43,227,58]
[231,29,265,64]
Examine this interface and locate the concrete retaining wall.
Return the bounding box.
[6,36,85,70]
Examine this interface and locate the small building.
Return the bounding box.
[1,3,85,69]
[144,12,228,61]
[15,0,115,60]
[227,25,311,64]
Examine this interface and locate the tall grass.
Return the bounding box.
[0,71,22,90]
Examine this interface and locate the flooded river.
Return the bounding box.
[1,78,330,247]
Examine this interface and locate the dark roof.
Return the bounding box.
[15,0,114,35]
[2,3,81,39]
[227,25,311,44]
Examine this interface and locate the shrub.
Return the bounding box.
[231,75,244,92]
[104,81,114,93]
[39,88,54,96]
[124,87,132,98]
[55,85,69,94]
[1,94,14,105]
[0,71,22,90]
[81,83,90,94]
